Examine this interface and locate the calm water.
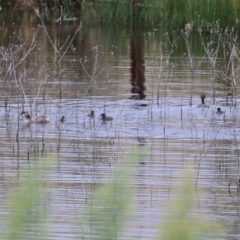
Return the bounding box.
[0,11,239,239]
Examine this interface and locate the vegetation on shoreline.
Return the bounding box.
[1,0,240,28]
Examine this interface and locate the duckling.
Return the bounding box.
[87,110,95,118]
[100,113,113,121]
[197,94,209,108]
[58,116,66,123]
[56,116,65,130]
[20,111,50,124]
[215,107,224,115]
[137,136,146,146]
[57,116,66,124]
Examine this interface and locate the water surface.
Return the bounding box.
[0,12,239,239]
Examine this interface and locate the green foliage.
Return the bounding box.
[82,152,223,240]
[3,158,54,240]
[80,0,240,28]
[82,150,143,239]
[1,0,239,28]
[81,0,162,26]
[1,154,223,239]
[157,171,222,240]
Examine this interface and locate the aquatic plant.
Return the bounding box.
[158,170,222,240]
[80,0,240,28]
[0,149,222,240]
[78,151,222,239]
[198,20,240,103]
[1,0,240,29]
[2,157,54,240]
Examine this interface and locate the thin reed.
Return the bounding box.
[81,0,240,28]
[1,0,239,29]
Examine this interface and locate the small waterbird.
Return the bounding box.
[137,136,146,146]
[87,110,95,118]
[215,107,224,115]
[20,111,50,124]
[56,116,65,130]
[100,113,113,121]
[197,94,209,108]
[59,116,66,123]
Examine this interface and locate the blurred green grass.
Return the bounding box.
[2,152,222,240]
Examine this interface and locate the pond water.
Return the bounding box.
[0,11,240,239]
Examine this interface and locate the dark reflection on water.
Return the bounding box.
[0,10,239,239]
[129,25,146,100]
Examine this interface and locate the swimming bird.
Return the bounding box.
[20,111,50,124]
[197,94,209,108]
[100,113,113,121]
[137,136,146,146]
[58,116,66,123]
[215,107,224,115]
[87,110,95,118]
[56,116,65,130]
